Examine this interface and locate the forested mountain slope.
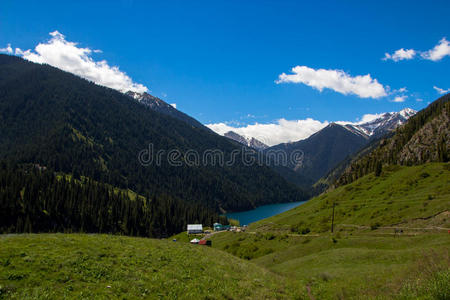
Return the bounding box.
[125,91,207,130]
[0,54,307,215]
[337,94,449,186]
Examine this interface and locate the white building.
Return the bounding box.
[187,224,203,234]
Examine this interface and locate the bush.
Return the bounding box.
[264,233,275,240]
[419,172,430,178]
[370,222,381,230]
[300,227,310,235]
[319,272,333,282]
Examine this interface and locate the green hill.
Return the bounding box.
[206,163,449,299]
[0,234,303,299]
[253,163,449,233]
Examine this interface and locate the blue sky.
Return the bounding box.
[1,0,449,144]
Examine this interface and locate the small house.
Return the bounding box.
[187,224,203,234]
[213,223,223,231]
[198,240,212,246]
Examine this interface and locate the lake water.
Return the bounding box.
[225,201,307,226]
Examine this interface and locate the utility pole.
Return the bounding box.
[331,200,336,233]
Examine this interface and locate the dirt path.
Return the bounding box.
[306,284,315,300]
[339,223,449,231]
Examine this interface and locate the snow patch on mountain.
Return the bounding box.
[340,108,417,138]
[224,131,269,150]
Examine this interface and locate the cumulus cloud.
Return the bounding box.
[0,43,13,54]
[276,66,387,99]
[433,86,450,94]
[170,103,177,108]
[206,118,328,146]
[421,38,450,61]
[384,38,450,63]
[383,48,416,61]
[392,95,407,102]
[6,31,147,93]
[208,108,416,146]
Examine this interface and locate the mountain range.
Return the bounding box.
[340,108,416,139]
[1,53,447,240]
[264,107,416,185]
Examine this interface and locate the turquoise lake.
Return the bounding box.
[225,201,307,226]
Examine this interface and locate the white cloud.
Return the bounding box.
[421,38,450,61]
[207,107,416,146]
[206,118,328,146]
[7,31,147,93]
[383,48,416,62]
[392,95,407,102]
[0,43,13,54]
[334,113,386,126]
[433,86,450,94]
[276,66,387,99]
[416,98,423,102]
[170,103,177,108]
[357,113,386,124]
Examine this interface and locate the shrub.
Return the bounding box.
[370,222,381,230]
[419,172,430,178]
[264,233,275,240]
[300,227,310,235]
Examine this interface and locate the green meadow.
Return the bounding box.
[0,234,303,299]
[1,163,449,299]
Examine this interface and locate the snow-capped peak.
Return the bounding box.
[399,108,416,118]
[224,131,268,150]
[342,108,416,138]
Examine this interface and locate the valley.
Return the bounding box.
[0,6,449,298]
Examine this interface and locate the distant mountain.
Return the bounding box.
[336,94,449,186]
[125,91,207,130]
[224,131,268,150]
[342,108,416,139]
[267,124,368,182]
[266,108,416,184]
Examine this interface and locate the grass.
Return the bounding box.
[252,163,450,234]
[1,163,449,299]
[206,163,450,299]
[0,234,304,299]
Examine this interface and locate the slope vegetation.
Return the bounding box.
[337,94,449,186]
[0,234,303,299]
[253,163,449,233]
[0,54,306,215]
[207,163,449,299]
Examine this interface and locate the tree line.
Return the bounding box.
[0,164,227,237]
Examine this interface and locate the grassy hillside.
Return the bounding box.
[1,164,448,299]
[252,163,450,233]
[0,234,303,299]
[210,231,449,299]
[206,163,449,299]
